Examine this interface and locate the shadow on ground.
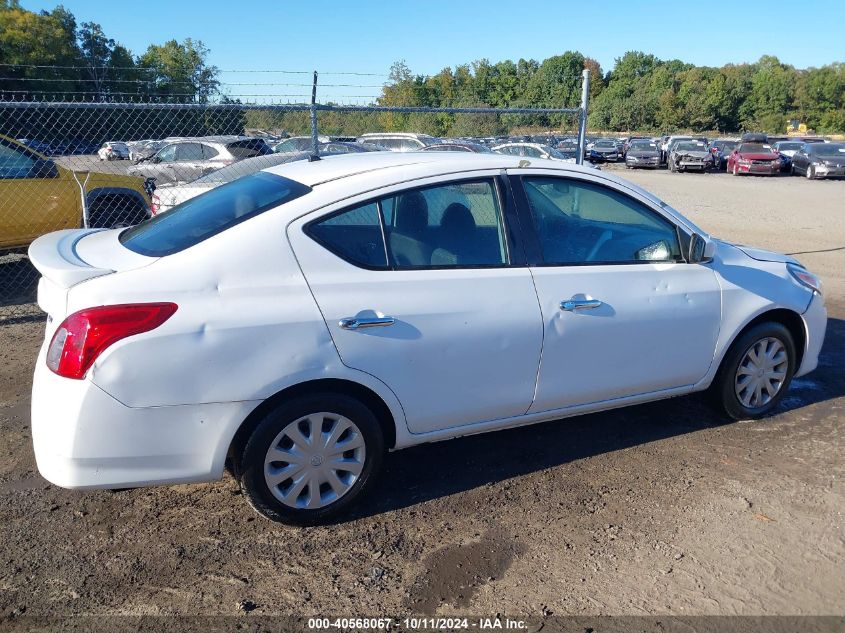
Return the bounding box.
[349,315,845,521]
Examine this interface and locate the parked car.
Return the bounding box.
[129,140,168,163]
[420,142,493,153]
[152,145,380,214]
[27,152,826,525]
[357,133,439,151]
[17,138,54,155]
[273,136,331,153]
[0,135,149,250]
[790,142,845,179]
[492,142,576,162]
[623,136,651,154]
[127,136,273,186]
[710,139,738,170]
[317,141,382,154]
[772,140,806,172]
[624,139,661,169]
[586,139,620,163]
[97,142,130,161]
[52,138,99,156]
[668,140,712,173]
[726,141,780,176]
[662,136,694,164]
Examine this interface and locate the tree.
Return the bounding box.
[138,38,219,102]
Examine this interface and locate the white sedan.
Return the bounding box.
[28,152,826,525]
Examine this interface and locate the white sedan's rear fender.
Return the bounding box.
[31,348,261,488]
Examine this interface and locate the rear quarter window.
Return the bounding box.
[119,171,310,256]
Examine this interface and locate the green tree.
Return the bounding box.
[138,38,219,102]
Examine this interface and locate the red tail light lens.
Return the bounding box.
[46,303,178,379]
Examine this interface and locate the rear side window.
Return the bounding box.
[120,171,310,256]
[306,179,508,269]
[307,202,387,268]
[226,139,272,158]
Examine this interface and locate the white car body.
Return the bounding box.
[28,153,826,496]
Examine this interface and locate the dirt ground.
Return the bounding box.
[0,167,843,624]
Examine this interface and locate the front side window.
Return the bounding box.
[522,177,681,265]
[120,171,310,257]
[156,145,177,162]
[307,179,509,269]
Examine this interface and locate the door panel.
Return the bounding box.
[528,263,721,411]
[288,173,543,434]
[510,170,722,412]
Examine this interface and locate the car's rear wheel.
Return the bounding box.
[237,393,384,525]
[711,322,796,421]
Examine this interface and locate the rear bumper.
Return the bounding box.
[31,347,260,489]
[796,292,827,377]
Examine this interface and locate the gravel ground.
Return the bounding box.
[0,167,843,624]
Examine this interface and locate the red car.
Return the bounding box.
[726,141,780,176]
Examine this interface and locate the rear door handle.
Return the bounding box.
[560,299,603,311]
[339,316,395,330]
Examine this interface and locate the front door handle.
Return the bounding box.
[339,316,395,330]
[560,299,603,311]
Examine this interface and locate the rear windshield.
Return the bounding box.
[226,139,272,158]
[739,144,773,153]
[119,171,310,256]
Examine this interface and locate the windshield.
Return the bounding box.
[813,144,845,156]
[714,141,737,150]
[676,142,706,151]
[630,141,657,150]
[776,142,803,151]
[739,144,773,153]
[120,172,311,256]
[595,140,616,147]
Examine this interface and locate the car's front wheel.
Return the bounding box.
[237,393,385,525]
[712,322,796,421]
[806,165,815,180]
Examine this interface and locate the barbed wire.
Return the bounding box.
[0,63,389,77]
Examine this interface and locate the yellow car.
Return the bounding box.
[0,136,150,251]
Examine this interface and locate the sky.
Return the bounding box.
[21,0,845,103]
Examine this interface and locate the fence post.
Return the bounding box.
[576,68,590,165]
[309,70,319,161]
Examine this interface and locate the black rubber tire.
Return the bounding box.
[237,393,385,525]
[88,195,149,228]
[806,165,815,180]
[710,322,797,421]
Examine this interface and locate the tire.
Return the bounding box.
[710,322,796,421]
[88,193,149,228]
[732,162,740,176]
[790,163,796,176]
[237,393,385,525]
[806,165,815,180]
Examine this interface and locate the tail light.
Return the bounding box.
[46,303,177,379]
[150,193,160,215]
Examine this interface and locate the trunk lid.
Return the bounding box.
[28,229,156,318]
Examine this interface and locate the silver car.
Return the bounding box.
[127,136,272,185]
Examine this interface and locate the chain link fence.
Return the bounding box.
[0,71,589,321]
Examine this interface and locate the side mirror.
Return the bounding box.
[689,233,715,263]
[27,158,58,179]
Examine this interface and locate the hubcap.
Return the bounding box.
[734,337,788,409]
[263,412,366,510]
